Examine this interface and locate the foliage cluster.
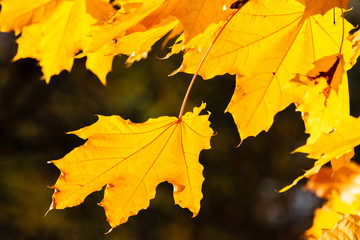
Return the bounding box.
[1,0,360,238]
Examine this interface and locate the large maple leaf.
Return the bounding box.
[174,0,353,141]
[48,104,213,228]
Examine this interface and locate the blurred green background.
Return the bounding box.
[1,3,360,240]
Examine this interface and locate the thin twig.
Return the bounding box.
[178,8,241,119]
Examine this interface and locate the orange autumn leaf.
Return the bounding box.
[48,104,213,228]
[320,214,360,240]
[306,162,360,201]
[85,0,114,20]
[331,150,354,172]
[305,163,360,239]
[305,208,341,239]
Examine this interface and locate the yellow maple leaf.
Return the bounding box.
[176,0,353,141]
[295,116,360,161]
[84,0,235,82]
[84,44,115,85]
[48,104,213,228]
[16,0,90,82]
[122,20,180,65]
[120,0,234,43]
[0,0,57,34]
[306,195,360,239]
[86,18,179,84]
[279,54,354,192]
[83,0,179,82]
[86,0,166,53]
[177,0,353,79]
[291,55,350,144]
[305,208,341,239]
[11,0,115,82]
[279,151,354,192]
[279,116,360,192]
[0,0,115,82]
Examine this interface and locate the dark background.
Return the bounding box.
[0,2,360,239]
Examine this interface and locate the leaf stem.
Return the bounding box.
[339,5,345,54]
[178,8,241,119]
